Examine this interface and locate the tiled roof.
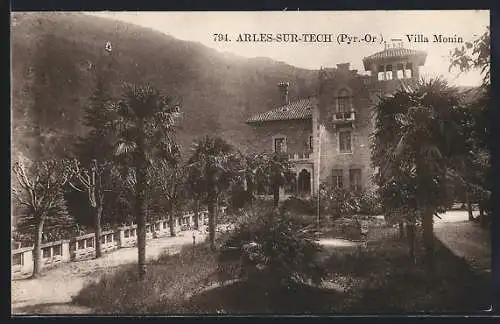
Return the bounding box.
[246,98,315,123]
[363,48,427,70]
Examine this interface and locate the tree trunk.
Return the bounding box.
[208,200,216,251]
[406,223,416,264]
[399,220,405,239]
[273,184,280,208]
[135,121,147,280]
[168,213,176,236]
[479,207,487,228]
[32,217,45,278]
[215,195,220,228]
[465,187,474,221]
[422,208,435,271]
[193,199,200,230]
[94,203,103,259]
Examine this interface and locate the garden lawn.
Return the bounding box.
[73,226,492,314]
[324,228,492,314]
[72,243,232,314]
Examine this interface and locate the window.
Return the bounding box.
[332,169,343,189]
[107,234,113,242]
[77,240,84,250]
[124,229,130,238]
[101,236,106,244]
[13,253,23,266]
[377,65,385,80]
[309,136,313,150]
[274,137,286,153]
[396,64,404,79]
[163,222,167,229]
[385,65,393,80]
[86,238,94,248]
[405,63,413,78]
[42,247,51,258]
[349,169,362,191]
[337,89,351,113]
[53,244,62,256]
[339,131,352,153]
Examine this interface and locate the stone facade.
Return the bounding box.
[246,46,427,197]
[246,119,313,157]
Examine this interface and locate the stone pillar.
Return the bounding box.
[310,168,314,196]
[61,240,71,262]
[116,227,125,248]
[24,249,34,274]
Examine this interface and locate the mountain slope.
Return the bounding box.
[11,12,318,162]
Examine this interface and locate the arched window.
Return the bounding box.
[337,88,351,113]
[385,65,393,80]
[405,63,413,78]
[377,65,385,80]
[396,64,404,79]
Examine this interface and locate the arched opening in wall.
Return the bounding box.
[298,169,311,196]
[396,64,404,79]
[385,65,393,80]
[377,65,385,80]
[405,63,413,78]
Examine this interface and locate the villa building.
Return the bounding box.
[245,45,427,198]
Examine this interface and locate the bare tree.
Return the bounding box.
[67,159,114,258]
[149,158,185,236]
[12,160,71,278]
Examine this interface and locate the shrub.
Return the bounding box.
[219,207,325,289]
[320,185,382,219]
[73,243,223,314]
[281,196,317,216]
[355,190,383,216]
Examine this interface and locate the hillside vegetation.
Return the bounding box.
[11,12,318,162]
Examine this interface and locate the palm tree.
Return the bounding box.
[248,152,294,208]
[110,83,180,279]
[372,78,462,269]
[186,136,239,251]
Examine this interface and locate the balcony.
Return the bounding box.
[332,110,356,123]
[288,152,311,161]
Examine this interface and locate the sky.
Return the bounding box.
[89,10,489,86]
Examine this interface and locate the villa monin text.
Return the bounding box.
[406,34,464,43]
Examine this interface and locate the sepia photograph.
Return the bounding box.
[11,10,492,315]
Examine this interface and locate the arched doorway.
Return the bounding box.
[297,169,311,196]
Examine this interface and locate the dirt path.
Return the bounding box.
[12,229,207,314]
[434,211,491,273]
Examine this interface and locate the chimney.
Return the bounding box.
[278,81,289,106]
[336,63,350,72]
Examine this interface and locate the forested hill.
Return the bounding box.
[11,12,318,162]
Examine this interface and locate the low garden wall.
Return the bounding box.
[12,209,213,277]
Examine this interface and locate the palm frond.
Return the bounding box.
[115,141,137,156]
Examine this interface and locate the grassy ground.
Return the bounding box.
[324,232,492,314]
[72,225,492,314]
[72,242,231,314]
